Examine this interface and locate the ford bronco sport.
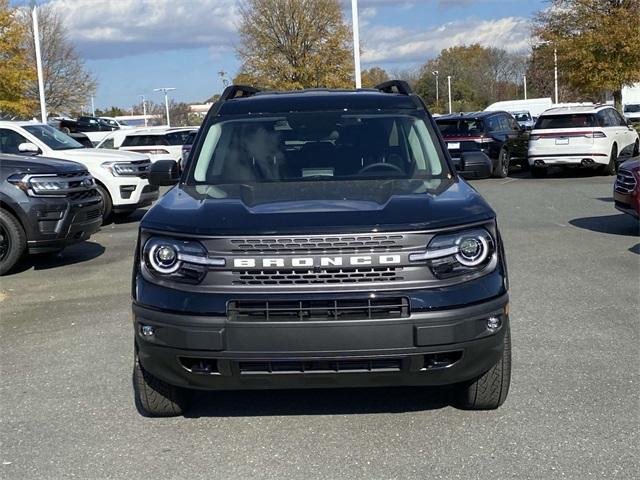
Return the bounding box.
[132,81,511,416]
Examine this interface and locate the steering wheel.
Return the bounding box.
[358,162,404,175]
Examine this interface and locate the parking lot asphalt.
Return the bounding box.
[1,171,638,480]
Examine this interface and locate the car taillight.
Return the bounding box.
[473,137,493,144]
[592,131,607,138]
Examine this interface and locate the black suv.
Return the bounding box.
[435,111,528,177]
[0,154,102,274]
[132,82,511,416]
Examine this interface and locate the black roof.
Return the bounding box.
[218,89,421,115]
[436,111,507,121]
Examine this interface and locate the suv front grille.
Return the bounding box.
[615,170,637,194]
[238,358,403,374]
[69,189,99,201]
[228,297,410,322]
[58,170,90,178]
[232,266,403,286]
[229,234,405,254]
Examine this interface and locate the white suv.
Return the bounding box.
[528,105,639,176]
[118,128,198,162]
[0,122,158,222]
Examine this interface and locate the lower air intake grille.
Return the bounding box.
[228,297,410,322]
[238,358,403,374]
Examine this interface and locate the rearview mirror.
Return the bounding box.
[18,142,40,154]
[457,152,492,179]
[149,160,180,186]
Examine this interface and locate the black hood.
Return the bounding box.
[0,154,86,177]
[142,178,495,235]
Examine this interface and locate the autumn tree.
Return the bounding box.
[0,0,35,118]
[533,0,640,110]
[17,3,97,116]
[361,67,390,88]
[234,0,353,89]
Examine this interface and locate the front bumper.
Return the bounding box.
[26,194,103,253]
[112,184,159,213]
[614,190,640,218]
[134,293,509,391]
[528,148,609,166]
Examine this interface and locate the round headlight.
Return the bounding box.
[148,243,180,273]
[455,235,489,266]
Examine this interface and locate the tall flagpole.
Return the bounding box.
[32,7,47,122]
[351,0,361,88]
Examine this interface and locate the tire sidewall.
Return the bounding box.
[0,210,26,275]
[95,184,113,222]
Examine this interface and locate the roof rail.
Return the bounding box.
[374,80,413,95]
[219,85,261,101]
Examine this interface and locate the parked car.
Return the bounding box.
[623,104,640,124]
[132,81,511,416]
[528,105,640,177]
[613,157,640,219]
[59,116,117,134]
[0,122,158,222]
[179,130,198,170]
[68,132,94,148]
[435,111,529,177]
[0,153,102,274]
[510,111,536,130]
[119,128,198,163]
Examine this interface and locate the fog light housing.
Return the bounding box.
[487,316,501,331]
[141,325,155,337]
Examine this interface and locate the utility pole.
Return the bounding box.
[351,0,361,88]
[32,7,47,122]
[447,76,452,114]
[523,75,527,100]
[91,96,95,116]
[154,87,176,127]
[554,48,559,104]
[139,95,147,127]
[432,71,439,105]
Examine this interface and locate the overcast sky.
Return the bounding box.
[15,0,544,109]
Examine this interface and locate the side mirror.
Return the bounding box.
[149,160,180,186]
[457,151,492,180]
[18,142,40,154]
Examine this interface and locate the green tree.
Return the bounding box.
[361,67,390,88]
[18,3,97,116]
[533,0,640,110]
[234,0,353,89]
[0,0,35,118]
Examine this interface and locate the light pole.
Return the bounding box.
[432,71,439,106]
[447,75,452,114]
[154,87,176,127]
[351,0,362,88]
[91,96,95,116]
[523,75,527,100]
[139,95,148,127]
[553,48,559,104]
[32,7,47,122]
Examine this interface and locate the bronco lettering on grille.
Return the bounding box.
[233,255,401,269]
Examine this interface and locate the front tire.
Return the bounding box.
[0,210,26,276]
[95,184,113,223]
[633,140,639,157]
[493,149,510,178]
[456,325,511,410]
[133,355,189,417]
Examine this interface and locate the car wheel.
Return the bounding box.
[602,144,618,175]
[95,184,113,223]
[493,149,510,178]
[456,325,511,410]
[133,354,189,417]
[0,210,26,276]
[61,127,71,134]
[633,140,639,157]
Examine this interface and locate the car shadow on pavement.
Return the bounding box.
[7,241,105,275]
[183,386,452,418]
[108,209,149,225]
[569,214,639,236]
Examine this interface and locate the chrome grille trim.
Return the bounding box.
[615,170,636,194]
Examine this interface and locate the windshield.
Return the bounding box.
[511,112,532,122]
[23,124,84,150]
[435,119,484,136]
[624,104,640,113]
[188,112,448,186]
[534,114,596,129]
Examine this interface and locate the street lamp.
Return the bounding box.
[139,95,147,127]
[553,48,558,104]
[91,96,95,116]
[432,71,439,105]
[351,0,362,88]
[447,75,452,114]
[154,87,176,127]
[523,75,527,100]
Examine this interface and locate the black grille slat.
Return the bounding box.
[232,267,403,286]
[69,189,99,201]
[615,170,637,194]
[238,358,403,374]
[228,297,410,322]
[229,234,405,254]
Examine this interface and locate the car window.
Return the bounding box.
[0,128,29,155]
[100,137,115,149]
[498,115,513,131]
[166,131,195,145]
[607,109,626,126]
[122,135,168,147]
[191,112,447,186]
[23,124,84,150]
[596,111,613,127]
[506,116,520,131]
[535,114,597,129]
[487,116,502,132]
[435,119,484,135]
[624,104,640,113]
